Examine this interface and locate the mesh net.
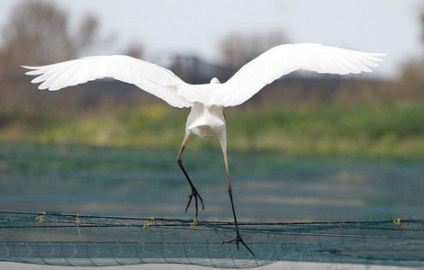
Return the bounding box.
[2,143,423,268]
[1,211,423,268]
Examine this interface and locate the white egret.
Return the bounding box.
[23,43,383,255]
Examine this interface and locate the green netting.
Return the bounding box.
[2,144,423,268]
[1,211,423,268]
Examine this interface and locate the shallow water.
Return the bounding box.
[0,143,423,221]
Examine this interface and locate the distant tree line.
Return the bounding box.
[0,0,423,115]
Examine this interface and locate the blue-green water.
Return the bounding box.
[1,143,423,221]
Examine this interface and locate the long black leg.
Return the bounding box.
[176,133,204,218]
[219,132,255,256]
[222,186,255,257]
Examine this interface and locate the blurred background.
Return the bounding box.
[0,0,423,153]
[0,0,423,155]
[0,0,423,220]
[1,2,423,268]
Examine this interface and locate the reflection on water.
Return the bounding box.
[0,143,423,221]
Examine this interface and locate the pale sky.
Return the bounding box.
[1,0,423,78]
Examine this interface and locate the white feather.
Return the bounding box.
[23,43,384,109]
[23,55,192,108]
[179,43,383,106]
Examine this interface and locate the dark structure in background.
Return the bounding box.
[70,53,385,110]
[167,54,227,84]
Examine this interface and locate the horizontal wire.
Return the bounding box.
[1,210,422,225]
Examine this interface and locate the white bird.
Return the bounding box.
[23,43,383,255]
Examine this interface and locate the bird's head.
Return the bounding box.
[210,77,220,84]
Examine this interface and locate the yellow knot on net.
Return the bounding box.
[189,219,198,227]
[36,211,46,223]
[75,213,82,236]
[393,218,406,227]
[143,217,155,229]
[75,214,81,225]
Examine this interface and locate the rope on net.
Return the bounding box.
[0,210,423,268]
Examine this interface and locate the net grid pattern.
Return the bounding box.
[0,211,423,268]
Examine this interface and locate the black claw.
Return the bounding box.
[222,232,255,257]
[185,189,204,218]
[185,195,193,212]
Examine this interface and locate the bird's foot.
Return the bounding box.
[222,231,255,257]
[185,187,204,218]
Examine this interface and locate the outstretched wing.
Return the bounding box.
[208,43,384,107]
[23,55,192,108]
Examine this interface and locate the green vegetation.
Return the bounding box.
[1,0,424,159]
[1,101,423,157]
[229,102,424,156]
